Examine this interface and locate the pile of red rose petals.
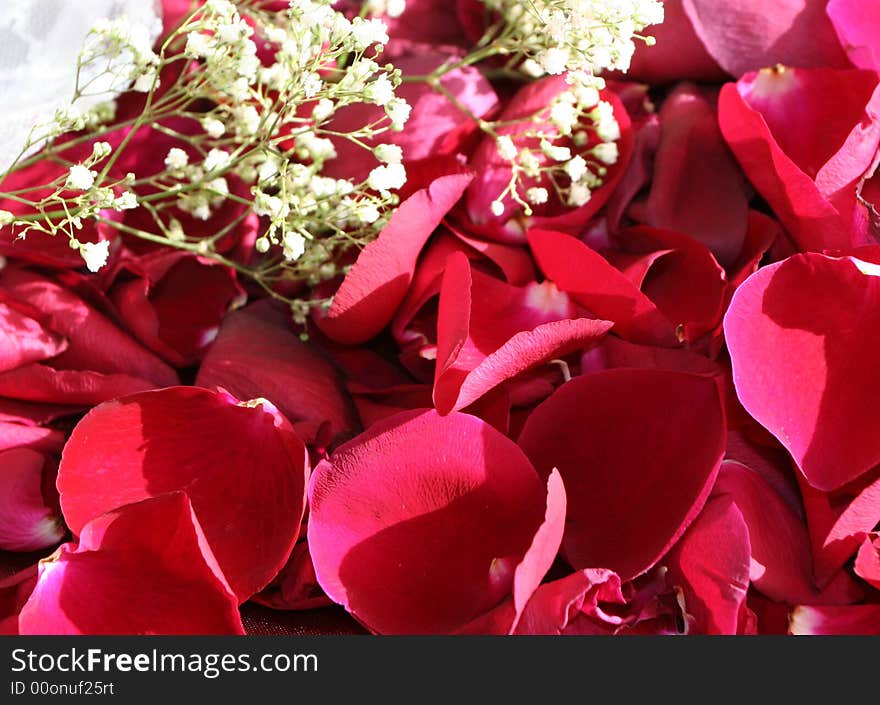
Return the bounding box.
[1,0,880,635]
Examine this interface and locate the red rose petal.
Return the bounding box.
[308,409,548,634]
[518,368,726,580]
[19,494,244,635]
[855,535,880,589]
[0,448,64,552]
[0,269,177,388]
[528,229,678,346]
[57,386,309,601]
[0,566,38,635]
[0,302,67,373]
[665,496,751,635]
[0,365,161,406]
[315,172,473,344]
[634,84,749,267]
[196,301,359,447]
[789,605,880,635]
[433,252,611,414]
[725,253,880,491]
[719,68,880,251]
[110,251,245,367]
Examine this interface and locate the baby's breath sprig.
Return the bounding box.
[0,0,412,319]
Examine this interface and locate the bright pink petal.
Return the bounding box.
[19,494,244,635]
[528,229,678,346]
[725,253,880,491]
[315,173,473,344]
[307,409,548,634]
[682,0,850,77]
[57,386,309,601]
[197,301,359,448]
[665,496,751,635]
[0,421,64,455]
[789,605,880,635]
[518,368,726,580]
[0,449,64,552]
[855,535,880,589]
[828,0,880,70]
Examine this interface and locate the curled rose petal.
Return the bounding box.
[855,535,880,589]
[725,253,880,491]
[19,494,244,635]
[308,409,551,634]
[0,302,67,374]
[315,173,473,345]
[0,448,64,553]
[789,605,880,635]
[433,251,611,414]
[518,368,726,580]
[665,496,751,635]
[57,386,309,601]
[0,269,177,388]
[109,251,245,367]
[528,229,678,346]
[719,68,880,252]
[196,301,359,448]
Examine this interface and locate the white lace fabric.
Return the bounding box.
[0,0,163,171]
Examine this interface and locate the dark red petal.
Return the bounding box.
[725,253,880,491]
[19,494,244,635]
[0,302,67,373]
[57,386,309,601]
[315,173,473,344]
[0,269,177,387]
[110,251,245,367]
[665,496,751,635]
[682,0,850,76]
[0,566,38,635]
[789,605,880,635]
[0,365,160,406]
[308,409,547,634]
[196,301,359,447]
[634,84,749,267]
[624,0,726,84]
[0,449,64,552]
[528,229,677,346]
[518,368,726,580]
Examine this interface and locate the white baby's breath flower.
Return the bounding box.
[592,142,619,165]
[564,155,588,182]
[0,210,14,226]
[373,143,403,164]
[114,191,138,210]
[203,149,231,172]
[367,163,406,192]
[164,148,189,171]
[526,187,549,205]
[79,240,110,272]
[496,135,518,161]
[568,182,592,207]
[66,165,95,191]
[202,117,226,139]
